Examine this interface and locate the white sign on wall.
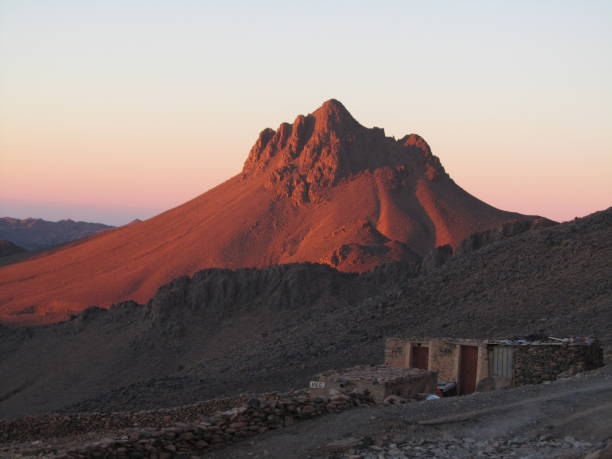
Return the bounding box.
[309,380,326,389]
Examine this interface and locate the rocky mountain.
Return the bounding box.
[0,217,113,251]
[0,100,544,325]
[0,208,609,419]
[0,240,25,258]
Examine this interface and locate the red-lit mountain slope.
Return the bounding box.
[0,100,540,324]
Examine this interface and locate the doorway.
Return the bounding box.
[459,345,478,394]
[411,345,429,370]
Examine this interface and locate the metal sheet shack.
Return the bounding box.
[385,336,602,395]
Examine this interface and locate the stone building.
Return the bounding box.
[308,365,437,403]
[385,336,603,395]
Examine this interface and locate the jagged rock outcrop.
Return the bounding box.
[421,244,453,273]
[455,217,556,256]
[243,100,447,204]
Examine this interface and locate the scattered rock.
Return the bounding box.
[323,437,362,453]
[383,394,408,405]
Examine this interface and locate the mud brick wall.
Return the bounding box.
[512,342,603,386]
[428,340,458,382]
[385,338,409,368]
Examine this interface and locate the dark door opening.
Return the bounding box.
[412,345,429,370]
[459,345,478,395]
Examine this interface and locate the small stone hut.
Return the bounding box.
[385,336,603,395]
[308,365,437,403]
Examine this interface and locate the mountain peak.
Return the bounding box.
[242,100,448,203]
[310,99,359,132]
[318,98,345,110]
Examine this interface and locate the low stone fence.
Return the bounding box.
[513,341,603,385]
[22,392,374,458]
[0,392,297,443]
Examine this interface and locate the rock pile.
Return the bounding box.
[10,391,374,458]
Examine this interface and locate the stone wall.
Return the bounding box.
[0,394,257,444]
[385,337,603,391]
[512,341,603,385]
[384,337,410,368]
[10,392,374,458]
[311,365,436,403]
[428,339,458,382]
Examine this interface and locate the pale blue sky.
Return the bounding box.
[1,1,611,225]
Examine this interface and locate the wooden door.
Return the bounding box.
[459,346,478,395]
[412,345,429,370]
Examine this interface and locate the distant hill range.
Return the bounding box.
[0,217,113,251]
[0,99,550,324]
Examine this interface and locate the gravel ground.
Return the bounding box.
[208,364,612,459]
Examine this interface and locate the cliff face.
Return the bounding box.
[0,99,541,325]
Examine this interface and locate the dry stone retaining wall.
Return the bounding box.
[513,342,603,385]
[1,392,300,443]
[20,392,373,458]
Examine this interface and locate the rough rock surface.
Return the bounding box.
[454,217,556,256]
[420,244,453,273]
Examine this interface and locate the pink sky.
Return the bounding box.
[1,2,610,225]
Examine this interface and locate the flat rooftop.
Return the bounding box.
[393,336,598,346]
